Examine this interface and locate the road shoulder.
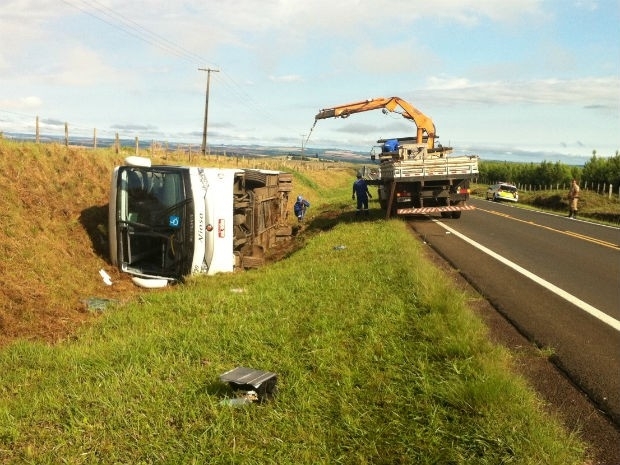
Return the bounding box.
[413,224,620,465]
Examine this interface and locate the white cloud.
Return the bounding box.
[350,39,440,75]
[574,0,599,12]
[269,74,303,83]
[42,45,132,87]
[0,0,616,157]
[0,96,42,110]
[426,77,474,91]
[0,0,552,91]
[422,76,619,108]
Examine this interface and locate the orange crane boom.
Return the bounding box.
[314,97,437,149]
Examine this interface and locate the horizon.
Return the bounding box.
[2,130,603,167]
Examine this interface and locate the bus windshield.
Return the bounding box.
[115,167,192,280]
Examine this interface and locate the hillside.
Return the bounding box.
[0,140,349,347]
[0,141,139,345]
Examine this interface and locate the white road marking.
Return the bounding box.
[434,219,620,332]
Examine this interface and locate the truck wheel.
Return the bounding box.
[440,212,451,218]
[451,211,462,219]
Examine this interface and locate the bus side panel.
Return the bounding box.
[190,168,240,275]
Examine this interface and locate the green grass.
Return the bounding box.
[0,140,589,463]
[0,219,586,464]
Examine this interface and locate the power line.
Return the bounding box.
[51,1,304,142]
[62,0,299,128]
[61,0,215,67]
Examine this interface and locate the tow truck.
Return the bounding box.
[313,97,479,218]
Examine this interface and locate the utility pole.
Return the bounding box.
[198,67,220,155]
[300,134,306,158]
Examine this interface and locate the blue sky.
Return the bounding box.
[1,0,618,163]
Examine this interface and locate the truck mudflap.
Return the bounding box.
[396,204,475,215]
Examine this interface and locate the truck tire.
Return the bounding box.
[451,211,462,219]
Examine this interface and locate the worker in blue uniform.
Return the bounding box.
[352,173,372,216]
[294,195,310,222]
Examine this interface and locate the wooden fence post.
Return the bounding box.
[64,122,69,147]
[135,137,139,156]
[93,128,97,149]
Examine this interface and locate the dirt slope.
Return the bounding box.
[0,142,140,346]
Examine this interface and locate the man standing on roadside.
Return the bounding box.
[352,172,372,216]
[568,179,580,219]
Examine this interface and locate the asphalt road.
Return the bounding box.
[408,198,620,425]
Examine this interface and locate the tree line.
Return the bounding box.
[478,151,620,192]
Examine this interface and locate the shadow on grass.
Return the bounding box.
[202,379,234,399]
[299,201,392,234]
[79,204,110,260]
[299,202,442,234]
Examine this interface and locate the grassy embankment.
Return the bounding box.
[0,140,588,463]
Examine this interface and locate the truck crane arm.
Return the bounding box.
[314,97,437,149]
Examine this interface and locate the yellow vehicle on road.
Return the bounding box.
[486,182,519,202]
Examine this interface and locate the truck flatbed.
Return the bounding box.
[363,155,479,185]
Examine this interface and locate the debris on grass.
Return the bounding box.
[83,297,117,312]
[219,390,259,407]
[99,269,113,285]
[219,366,278,403]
